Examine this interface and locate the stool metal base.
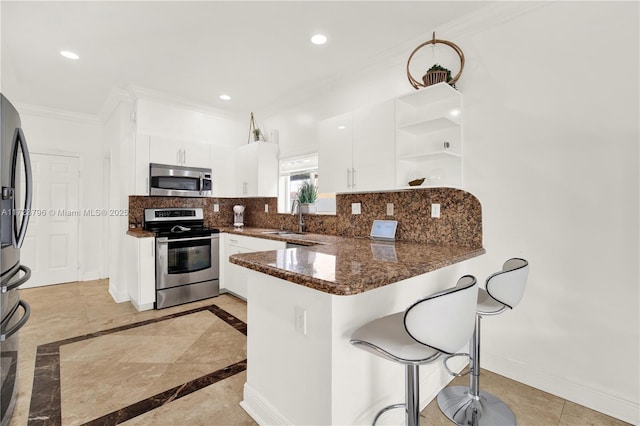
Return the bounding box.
[437,386,516,426]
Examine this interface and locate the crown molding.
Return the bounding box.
[98,87,134,123]
[16,103,103,125]
[126,85,245,122]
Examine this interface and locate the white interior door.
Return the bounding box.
[21,153,80,287]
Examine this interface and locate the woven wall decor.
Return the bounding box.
[406,32,465,90]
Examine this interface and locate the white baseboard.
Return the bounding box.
[482,352,639,425]
[81,271,100,281]
[108,285,129,304]
[240,383,292,426]
[130,300,153,311]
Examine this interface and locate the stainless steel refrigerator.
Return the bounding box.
[0,94,32,426]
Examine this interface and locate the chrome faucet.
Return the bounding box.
[291,199,305,233]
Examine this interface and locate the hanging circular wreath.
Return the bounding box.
[406,32,465,90]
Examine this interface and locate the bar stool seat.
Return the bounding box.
[350,276,479,426]
[437,258,529,426]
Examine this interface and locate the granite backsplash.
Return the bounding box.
[129,187,482,248]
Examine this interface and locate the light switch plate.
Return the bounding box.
[213,203,219,213]
[431,203,441,218]
[352,203,361,215]
[264,204,269,213]
[386,203,394,216]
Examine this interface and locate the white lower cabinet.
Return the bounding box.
[220,233,285,299]
[127,237,155,311]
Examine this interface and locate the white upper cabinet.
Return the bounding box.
[149,136,211,169]
[236,142,279,197]
[352,100,396,192]
[318,112,353,193]
[210,144,236,197]
[318,100,395,193]
[395,83,463,188]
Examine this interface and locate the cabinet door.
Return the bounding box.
[236,142,278,197]
[138,238,156,309]
[256,143,279,197]
[182,140,211,168]
[318,112,353,193]
[223,234,286,299]
[127,237,155,312]
[210,144,236,197]
[149,136,183,165]
[236,144,259,196]
[226,245,252,299]
[352,100,396,191]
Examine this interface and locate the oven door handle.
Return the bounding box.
[156,235,218,244]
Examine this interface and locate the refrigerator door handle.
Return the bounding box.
[1,264,31,293]
[11,127,33,248]
[0,300,31,342]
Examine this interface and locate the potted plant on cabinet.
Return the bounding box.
[297,181,318,214]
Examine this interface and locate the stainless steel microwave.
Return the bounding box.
[149,163,212,197]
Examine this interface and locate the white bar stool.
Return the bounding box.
[350,276,479,426]
[437,258,529,425]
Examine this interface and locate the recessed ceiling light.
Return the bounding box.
[219,94,231,100]
[337,125,346,130]
[60,50,79,60]
[310,34,328,45]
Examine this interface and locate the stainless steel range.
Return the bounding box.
[143,208,219,309]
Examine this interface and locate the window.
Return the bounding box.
[278,153,336,214]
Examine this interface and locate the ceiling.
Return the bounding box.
[1,1,491,119]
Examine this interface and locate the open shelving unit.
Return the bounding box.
[395,82,463,189]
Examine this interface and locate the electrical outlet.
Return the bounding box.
[431,203,441,218]
[213,203,219,213]
[386,203,394,216]
[294,306,307,335]
[264,204,269,213]
[352,203,361,215]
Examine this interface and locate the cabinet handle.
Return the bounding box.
[347,169,351,188]
[243,182,248,194]
[183,149,187,165]
[352,168,356,188]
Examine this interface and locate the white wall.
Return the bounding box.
[105,100,135,302]
[19,110,109,282]
[262,2,639,423]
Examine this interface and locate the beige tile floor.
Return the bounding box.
[9,279,629,426]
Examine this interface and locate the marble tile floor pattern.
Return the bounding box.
[10,279,628,426]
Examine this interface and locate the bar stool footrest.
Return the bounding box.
[443,352,471,377]
[437,386,516,426]
[373,403,405,426]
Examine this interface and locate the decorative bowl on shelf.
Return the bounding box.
[408,178,425,187]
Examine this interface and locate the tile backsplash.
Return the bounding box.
[129,187,482,248]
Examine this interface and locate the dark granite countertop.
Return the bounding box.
[226,227,485,296]
[126,228,155,238]
[126,225,484,295]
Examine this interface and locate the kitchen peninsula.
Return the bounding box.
[228,190,485,425]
